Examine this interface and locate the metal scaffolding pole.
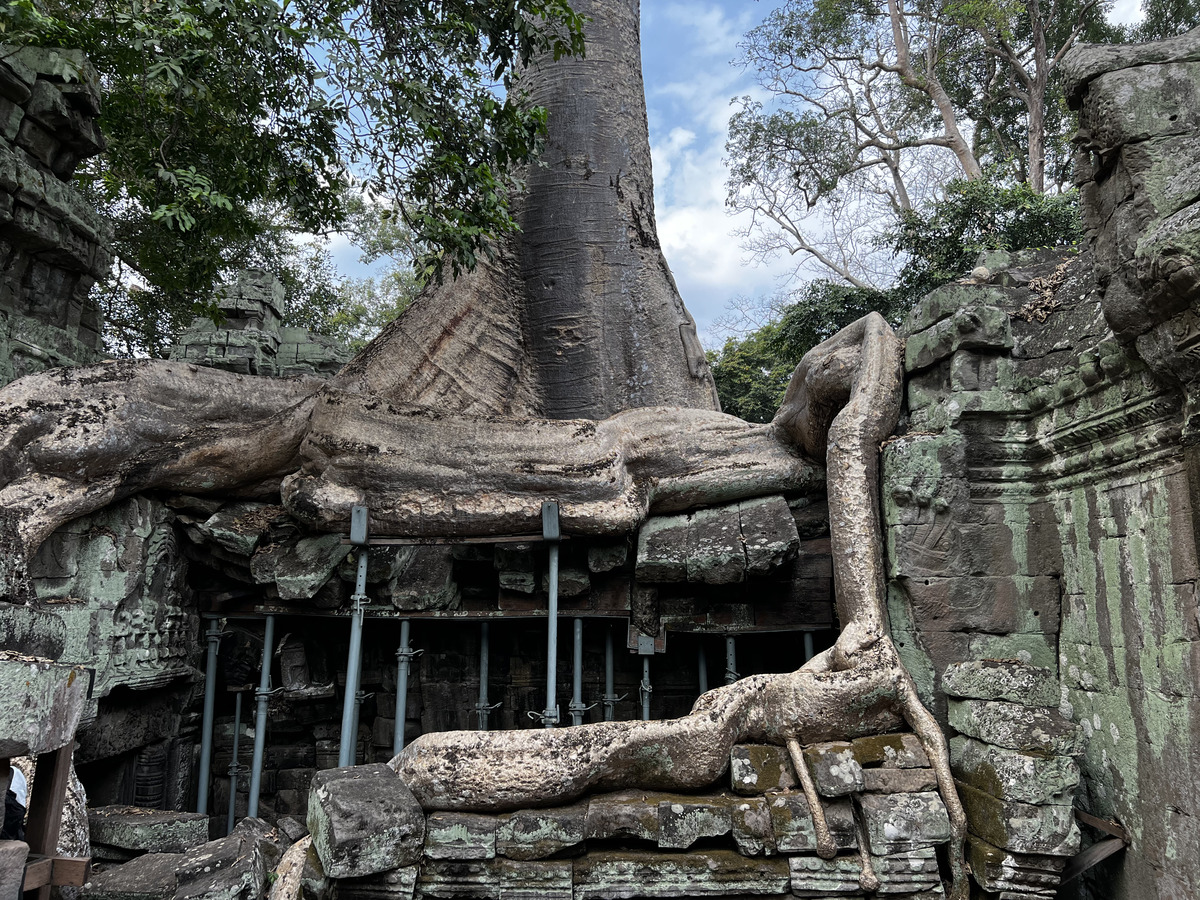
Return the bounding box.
[475,622,499,730]
[196,618,222,815]
[540,501,560,727]
[247,614,275,818]
[394,619,413,753]
[226,689,244,835]
[339,506,369,767]
[640,656,652,721]
[569,618,586,725]
[602,626,618,721]
[725,635,738,685]
[698,640,709,695]
[803,631,815,663]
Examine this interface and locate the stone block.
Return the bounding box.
[635,514,689,582]
[0,841,28,900]
[849,733,930,769]
[873,847,942,894]
[965,832,1065,894]
[80,849,183,900]
[803,742,865,797]
[174,817,282,900]
[788,853,864,896]
[0,601,66,658]
[950,737,1079,805]
[277,768,317,793]
[496,804,586,860]
[337,865,417,900]
[905,305,1013,372]
[414,859,498,898]
[739,495,800,575]
[730,796,776,856]
[274,534,350,600]
[584,790,660,843]
[956,781,1080,857]
[588,540,629,573]
[766,792,856,853]
[198,502,280,557]
[495,858,572,900]
[730,744,798,795]
[861,767,938,793]
[941,660,1059,706]
[87,806,209,854]
[425,812,498,860]
[0,652,87,756]
[857,792,952,854]
[573,849,790,899]
[948,700,1082,756]
[656,796,731,849]
[687,504,745,584]
[308,764,425,879]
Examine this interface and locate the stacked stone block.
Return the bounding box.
[168,269,349,378]
[942,660,1082,898]
[0,45,109,386]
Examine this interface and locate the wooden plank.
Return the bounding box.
[23,857,52,890]
[1076,809,1129,842]
[24,744,72,857]
[51,857,90,886]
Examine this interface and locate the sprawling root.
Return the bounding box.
[391,314,967,900]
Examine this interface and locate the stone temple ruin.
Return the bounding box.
[2,17,1200,900]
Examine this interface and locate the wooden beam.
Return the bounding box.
[23,857,52,890]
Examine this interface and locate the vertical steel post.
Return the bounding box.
[394,619,412,753]
[803,630,815,663]
[477,622,491,730]
[196,618,221,815]
[640,656,652,721]
[568,618,586,725]
[725,635,738,684]
[247,613,274,818]
[698,640,709,695]
[226,690,243,835]
[602,626,617,721]
[340,505,369,767]
[541,501,560,727]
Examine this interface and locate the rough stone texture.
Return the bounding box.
[0,650,87,755]
[0,46,108,390]
[941,660,1058,708]
[423,811,497,860]
[173,817,283,900]
[767,793,856,853]
[656,796,732,849]
[307,764,425,879]
[87,806,209,854]
[857,792,952,854]
[947,700,1083,756]
[496,804,586,860]
[730,744,799,796]
[955,781,1080,857]
[573,850,791,899]
[949,737,1078,806]
[848,734,929,769]
[81,850,183,900]
[803,742,865,797]
[0,841,29,900]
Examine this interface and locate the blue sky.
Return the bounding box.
[331,0,1147,349]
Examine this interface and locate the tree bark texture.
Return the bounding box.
[333,0,720,419]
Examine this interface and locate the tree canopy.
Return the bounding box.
[1,0,585,353]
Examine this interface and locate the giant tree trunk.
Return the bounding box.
[334,0,719,418]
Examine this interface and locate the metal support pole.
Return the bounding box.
[725,635,738,685]
[568,618,587,725]
[602,626,618,721]
[541,501,560,727]
[197,618,222,815]
[226,690,243,835]
[247,612,274,819]
[640,656,652,721]
[803,631,815,663]
[475,622,499,730]
[698,640,709,695]
[340,505,369,767]
[394,619,412,753]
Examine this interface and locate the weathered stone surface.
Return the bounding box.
[307,764,425,878]
[849,734,929,769]
[730,796,776,856]
[787,853,863,896]
[941,660,1058,707]
[766,792,857,853]
[956,781,1080,857]
[584,790,660,843]
[730,744,798,795]
[87,806,209,854]
[336,865,417,900]
[414,859,497,898]
[656,796,731,849]
[0,600,65,658]
[496,804,586,860]
[950,737,1078,805]
[496,858,572,900]
[739,496,800,575]
[634,515,689,583]
[81,850,183,900]
[274,535,350,600]
[803,742,865,797]
[686,504,745,584]
[861,767,938,794]
[965,833,1065,894]
[0,651,87,755]
[174,817,283,900]
[424,812,498,860]
[587,540,629,573]
[0,841,29,900]
[947,700,1082,756]
[857,791,952,854]
[573,850,790,899]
